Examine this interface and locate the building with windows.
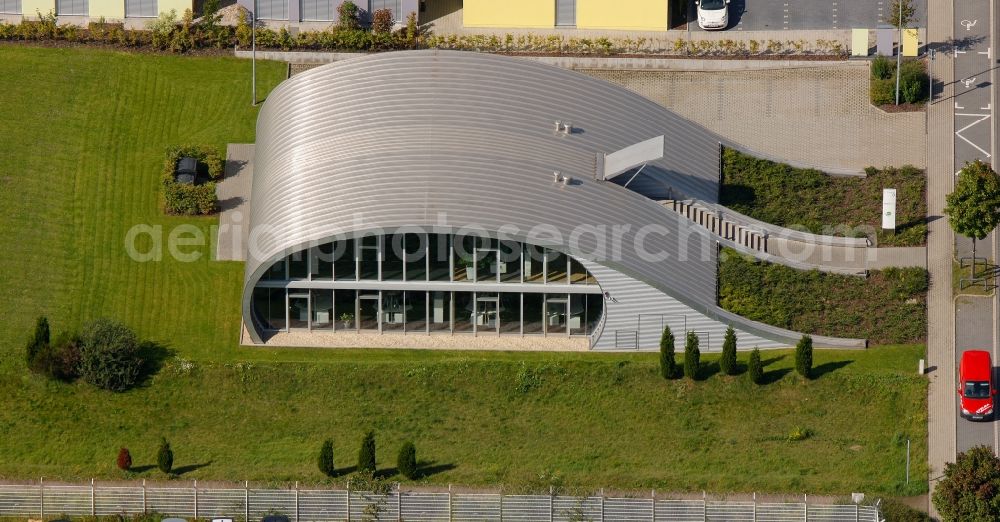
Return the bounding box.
[243,50,854,351]
[237,0,416,27]
[462,0,680,32]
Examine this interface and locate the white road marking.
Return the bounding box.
[962,19,978,30]
[964,77,978,88]
[957,102,965,109]
[955,113,994,158]
[978,48,992,58]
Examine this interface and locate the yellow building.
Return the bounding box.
[11,0,194,23]
[463,0,675,31]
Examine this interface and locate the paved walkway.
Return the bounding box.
[216,144,254,262]
[587,66,927,173]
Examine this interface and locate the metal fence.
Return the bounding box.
[0,482,882,522]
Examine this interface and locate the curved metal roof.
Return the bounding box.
[243,50,835,346]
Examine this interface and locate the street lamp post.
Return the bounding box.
[251,0,257,106]
[894,0,902,104]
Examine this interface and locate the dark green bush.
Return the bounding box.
[718,248,927,343]
[78,318,144,392]
[658,325,676,379]
[162,145,223,215]
[719,326,737,375]
[748,348,763,384]
[397,441,417,479]
[795,335,813,379]
[932,445,1000,520]
[318,439,336,477]
[25,316,50,371]
[683,331,700,380]
[870,78,895,105]
[871,55,893,80]
[34,331,83,382]
[899,60,929,104]
[157,438,173,474]
[358,431,376,473]
[879,498,931,521]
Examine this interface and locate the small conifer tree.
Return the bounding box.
[397,441,417,479]
[358,431,376,473]
[748,348,763,384]
[683,331,701,380]
[26,316,50,370]
[795,335,813,379]
[719,326,738,376]
[116,447,132,471]
[658,325,676,379]
[157,438,173,474]
[318,439,336,477]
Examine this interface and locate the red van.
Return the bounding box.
[959,350,995,421]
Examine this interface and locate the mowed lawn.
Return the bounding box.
[0,47,926,495]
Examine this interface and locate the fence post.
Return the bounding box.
[396,483,401,522]
[194,480,199,520]
[702,491,706,522]
[91,478,96,516]
[39,477,44,520]
[449,484,453,522]
[549,486,554,522]
[752,492,756,522]
[294,481,299,522]
[498,487,503,522]
[855,502,859,522]
[600,489,605,522]
[650,489,655,522]
[346,479,351,522]
[245,481,249,522]
[803,494,808,522]
[142,479,147,514]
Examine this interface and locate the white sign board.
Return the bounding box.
[882,188,896,230]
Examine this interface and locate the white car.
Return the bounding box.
[696,0,730,30]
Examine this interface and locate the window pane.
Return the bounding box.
[334,239,356,281]
[359,236,379,280]
[585,293,604,334]
[477,238,498,282]
[454,235,475,281]
[382,291,404,331]
[405,233,427,281]
[476,292,499,333]
[546,294,568,334]
[334,289,356,331]
[405,291,427,333]
[499,293,520,334]
[288,250,309,280]
[569,294,587,335]
[523,293,544,334]
[524,244,544,283]
[252,287,286,330]
[428,234,451,281]
[311,290,333,330]
[288,292,309,329]
[499,240,521,282]
[359,293,379,331]
[453,292,474,332]
[312,243,334,280]
[545,250,567,283]
[262,258,286,280]
[429,291,451,332]
[383,233,405,281]
[569,257,589,285]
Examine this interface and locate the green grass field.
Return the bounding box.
[0,46,927,495]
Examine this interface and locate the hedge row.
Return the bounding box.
[718,248,927,344]
[162,145,223,215]
[870,55,929,106]
[720,148,927,247]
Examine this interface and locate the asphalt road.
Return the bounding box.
[955,297,997,452]
[952,0,994,173]
[689,0,926,31]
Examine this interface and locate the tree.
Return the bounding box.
[157,438,173,474]
[945,161,1000,278]
[318,439,336,477]
[719,326,737,376]
[78,318,144,392]
[795,335,813,379]
[397,441,417,480]
[932,445,1000,520]
[358,431,376,473]
[683,331,700,380]
[26,316,50,371]
[337,0,359,30]
[658,325,676,379]
[886,0,915,28]
[371,8,393,35]
[117,447,132,471]
[748,348,763,384]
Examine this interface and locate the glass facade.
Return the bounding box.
[250,233,604,337]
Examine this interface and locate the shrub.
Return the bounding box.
[117,447,133,471]
[879,498,931,521]
[683,331,700,380]
[78,318,144,392]
[933,445,1000,519]
[358,431,376,473]
[235,9,251,48]
[871,55,893,80]
[870,78,895,105]
[161,145,223,215]
[787,426,811,441]
[35,331,83,382]
[337,0,360,30]
[658,325,676,379]
[899,60,929,104]
[748,348,763,384]
[147,9,178,48]
[26,316,50,371]
[371,8,393,35]
[404,11,418,47]
[157,438,173,474]
[397,441,417,479]
[719,326,737,375]
[795,335,813,379]
[318,439,336,477]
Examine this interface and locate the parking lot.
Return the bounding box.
[689,0,926,31]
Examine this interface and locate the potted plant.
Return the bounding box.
[340,312,354,329]
[457,256,475,280]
